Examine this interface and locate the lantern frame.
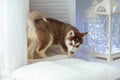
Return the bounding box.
[88,0,120,61]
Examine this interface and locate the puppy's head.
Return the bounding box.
[65,30,88,56]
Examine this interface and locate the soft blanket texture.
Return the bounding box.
[11,58,120,80]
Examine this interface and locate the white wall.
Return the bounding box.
[30,0,76,26]
[0,0,29,75]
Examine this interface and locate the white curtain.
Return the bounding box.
[0,0,5,75]
[0,0,29,75]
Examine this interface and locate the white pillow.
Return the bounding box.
[11,58,120,80]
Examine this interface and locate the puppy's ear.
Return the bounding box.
[68,30,75,36]
[80,32,88,37]
[66,30,75,39]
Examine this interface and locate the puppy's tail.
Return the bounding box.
[28,11,47,24]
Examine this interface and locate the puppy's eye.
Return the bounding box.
[70,42,73,45]
[76,45,79,48]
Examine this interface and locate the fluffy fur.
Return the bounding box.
[27,11,88,59]
[27,11,47,59]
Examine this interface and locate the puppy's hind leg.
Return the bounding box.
[36,46,47,58]
[36,34,53,58]
[28,42,37,59]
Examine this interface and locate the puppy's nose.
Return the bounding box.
[70,51,74,54]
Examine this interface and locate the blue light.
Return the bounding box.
[86,15,120,54]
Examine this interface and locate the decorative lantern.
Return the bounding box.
[88,0,120,61]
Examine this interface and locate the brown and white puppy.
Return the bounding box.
[27,11,47,59]
[28,11,88,59]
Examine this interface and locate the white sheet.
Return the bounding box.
[11,58,120,80]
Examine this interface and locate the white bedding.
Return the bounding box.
[11,58,120,80]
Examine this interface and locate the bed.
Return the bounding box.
[11,55,120,80]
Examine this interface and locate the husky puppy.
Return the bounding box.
[28,11,88,59]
